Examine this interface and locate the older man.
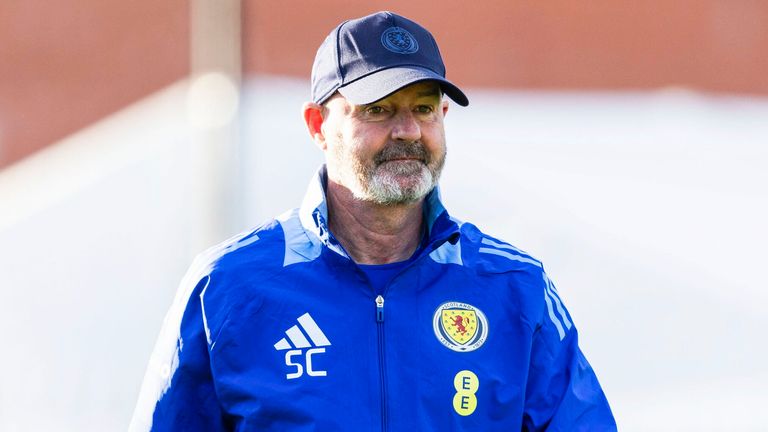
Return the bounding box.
[131,11,616,431]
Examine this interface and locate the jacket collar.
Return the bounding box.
[298,165,460,260]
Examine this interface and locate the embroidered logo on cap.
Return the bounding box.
[381,26,419,54]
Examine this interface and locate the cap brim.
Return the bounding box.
[337,66,469,107]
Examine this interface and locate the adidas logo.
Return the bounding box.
[274,313,331,380]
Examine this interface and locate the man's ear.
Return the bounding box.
[441,99,449,117]
[303,102,326,150]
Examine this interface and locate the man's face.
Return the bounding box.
[321,81,449,205]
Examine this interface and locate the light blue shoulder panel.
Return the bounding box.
[277,208,323,267]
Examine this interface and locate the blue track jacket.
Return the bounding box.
[130,167,616,431]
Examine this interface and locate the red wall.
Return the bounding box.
[243,0,768,93]
[0,1,189,167]
[2,1,767,168]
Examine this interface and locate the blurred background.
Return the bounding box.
[1,1,767,430]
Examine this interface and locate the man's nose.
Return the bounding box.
[391,110,421,142]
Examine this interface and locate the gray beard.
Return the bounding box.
[339,141,445,205]
[363,160,437,205]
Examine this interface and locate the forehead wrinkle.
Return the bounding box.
[417,91,440,98]
[414,81,441,96]
[415,88,442,99]
[372,82,442,105]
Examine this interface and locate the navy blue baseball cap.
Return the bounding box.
[311,11,469,107]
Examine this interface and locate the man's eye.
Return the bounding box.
[366,106,385,114]
[415,105,434,113]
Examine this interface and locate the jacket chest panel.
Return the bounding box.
[209,270,530,429]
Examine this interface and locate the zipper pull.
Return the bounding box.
[375,295,385,322]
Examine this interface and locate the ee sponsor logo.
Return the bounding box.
[452,370,479,416]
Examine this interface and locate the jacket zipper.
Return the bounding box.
[375,294,387,432]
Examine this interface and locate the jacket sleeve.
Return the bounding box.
[522,272,616,431]
[129,259,229,432]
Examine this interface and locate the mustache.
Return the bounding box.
[374,142,428,164]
